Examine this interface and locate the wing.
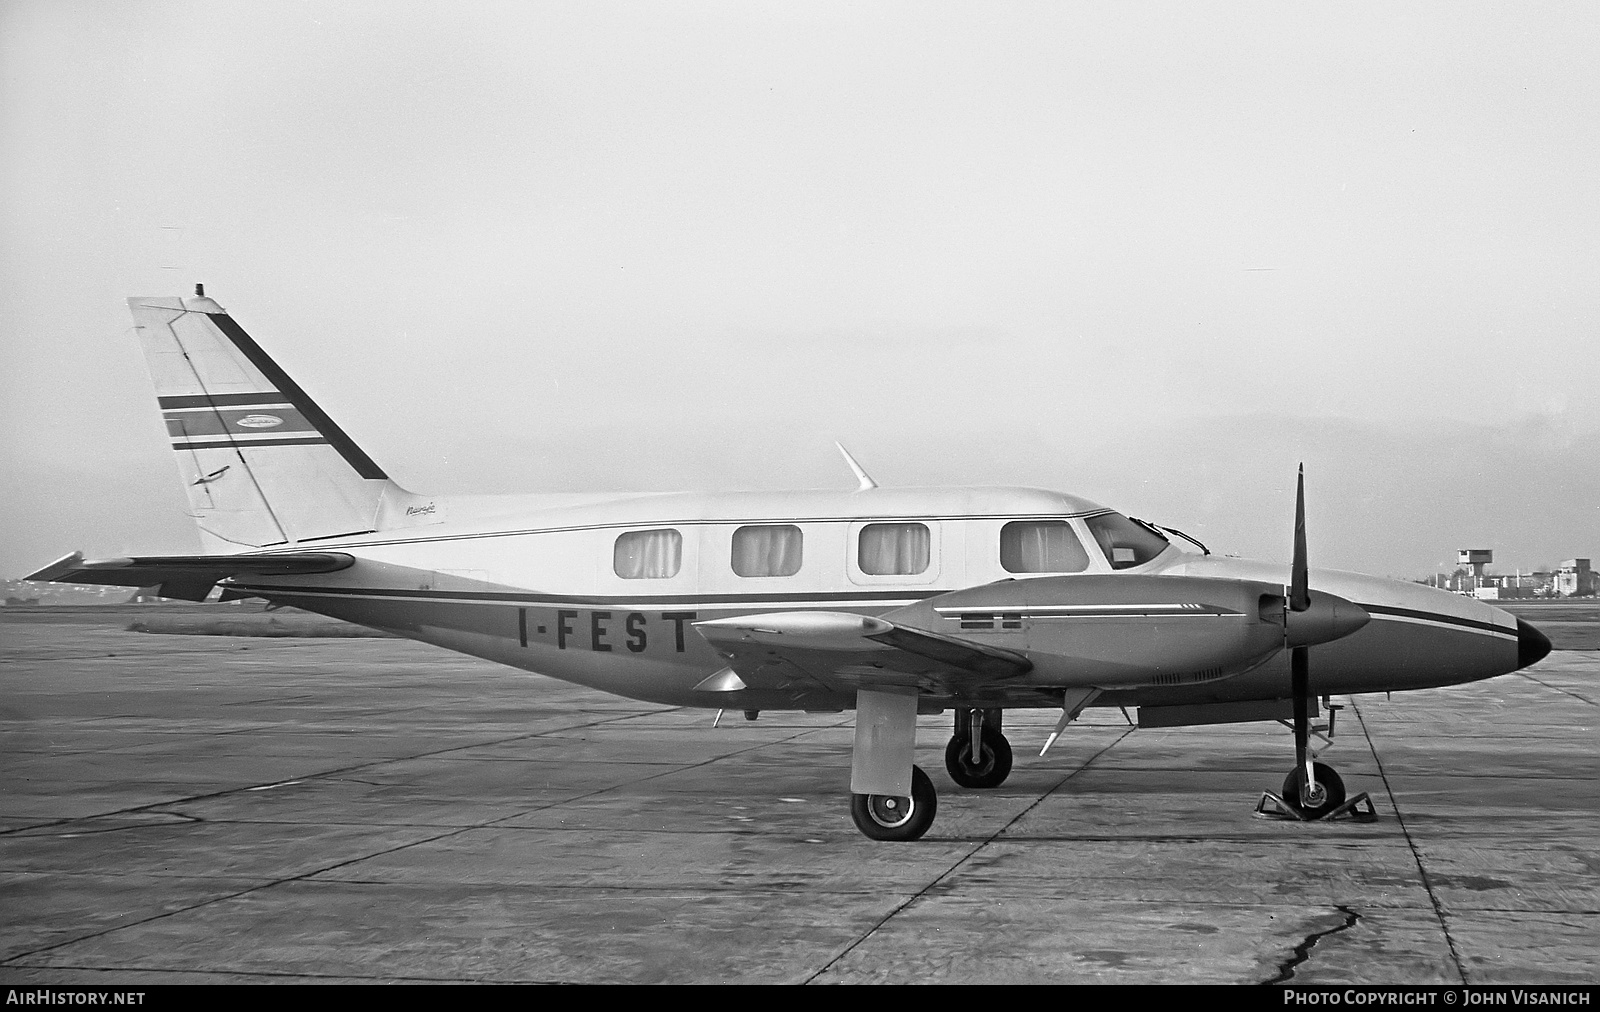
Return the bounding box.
[23,551,355,602]
[692,611,1032,696]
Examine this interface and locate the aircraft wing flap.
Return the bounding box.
[865,623,1032,679]
[22,551,355,601]
[693,611,1031,695]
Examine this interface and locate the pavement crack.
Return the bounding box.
[1352,697,1469,984]
[1261,905,1360,985]
[1514,672,1595,706]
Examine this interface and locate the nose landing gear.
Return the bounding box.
[1280,760,1346,814]
[1256,467,1375,824]
[1255,705,1373,822]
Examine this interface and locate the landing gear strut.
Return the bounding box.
[944,708,1013,788]
[1272,638,1354,818]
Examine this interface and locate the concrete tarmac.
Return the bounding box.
[1,609,1595,984]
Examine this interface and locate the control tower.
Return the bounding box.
[1458,549,1493,593]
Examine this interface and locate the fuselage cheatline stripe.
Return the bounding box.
[226,584,1518,638]
[227,584,945,607]
[1360,604,1512,637]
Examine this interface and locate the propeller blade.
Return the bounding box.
[1290,464,1309,613]
[1284,467,1325,811]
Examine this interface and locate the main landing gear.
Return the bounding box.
[848,690,936,841]
[847,705,1017,842]
[944,707,1013,789]
[850,766,938,841]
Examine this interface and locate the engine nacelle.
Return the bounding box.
[888,575,1366,689]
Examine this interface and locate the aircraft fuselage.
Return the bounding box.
[224,485,1533,715]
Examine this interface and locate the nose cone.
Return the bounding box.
[1517,619,1552,670]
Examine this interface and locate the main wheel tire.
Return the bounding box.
[944,726,1014,789]
[1282,762,1346,816]
[850,765,938,841]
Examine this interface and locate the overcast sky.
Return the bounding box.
[3,1,1596,581]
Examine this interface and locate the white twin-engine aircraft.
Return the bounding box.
[30,289,1552,840]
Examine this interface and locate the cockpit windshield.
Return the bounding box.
[1083,512,1170,570]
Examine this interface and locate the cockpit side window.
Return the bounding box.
[1000,521,1090,573]
[1084,512,1169,570]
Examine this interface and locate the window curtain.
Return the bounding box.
[614,529,682,579]
[859,523,930,576]
[1001,521,1089,573]
[732,525,803,577]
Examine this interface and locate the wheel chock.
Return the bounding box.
[1323,792,1377,822]
[1254,792,1307,820]
[1252,791,1378,823]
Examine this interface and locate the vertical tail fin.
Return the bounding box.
[130,289,437,551]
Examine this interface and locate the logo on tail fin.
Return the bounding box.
[236,414,285,429]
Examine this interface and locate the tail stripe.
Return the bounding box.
[159,392,292,410]
[166,405,317,440]
[206,312,388,480]
[174,436,331,452]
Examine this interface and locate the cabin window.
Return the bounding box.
[1084,512,1168,570]
[1000,521,1090,573]
[859,522,930,576]
[732,524,803,577]
[613,528,682,579]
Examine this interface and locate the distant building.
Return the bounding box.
[1555,559,1595,597]
[1418,565,1582,598]
[1485,570,1553,599]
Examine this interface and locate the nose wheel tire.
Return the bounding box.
[850,765,938,841]
[944,726,1014,788]
[1281,762,1346,816]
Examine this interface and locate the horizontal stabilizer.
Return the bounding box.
[24,551,354,602]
